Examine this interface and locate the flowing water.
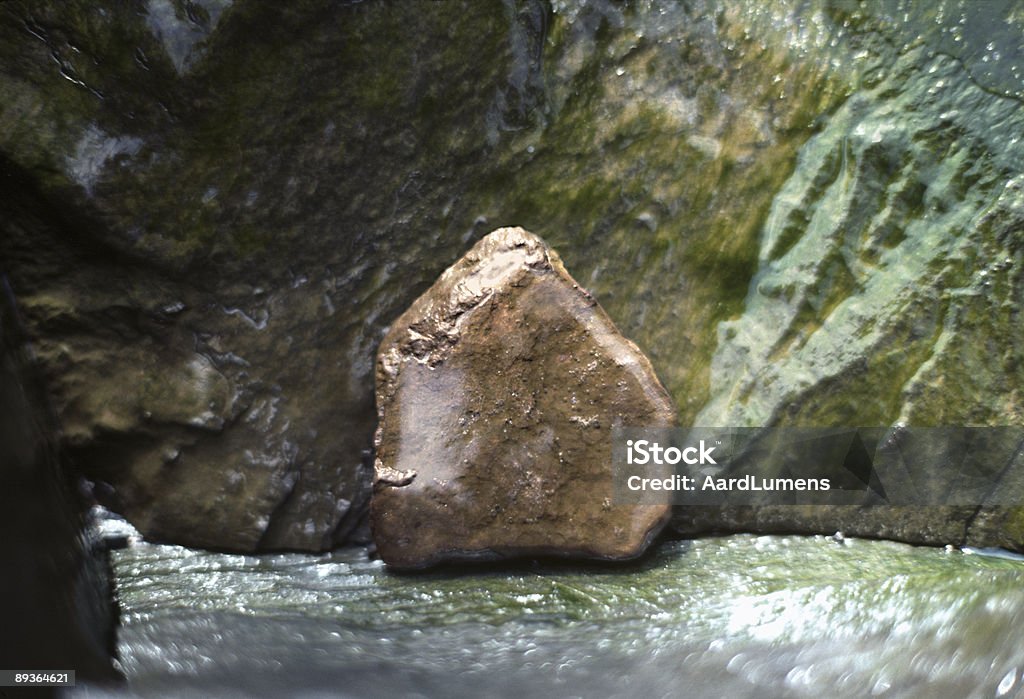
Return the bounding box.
[71,534,1024,698]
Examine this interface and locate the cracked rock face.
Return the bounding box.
[371,228,676,569]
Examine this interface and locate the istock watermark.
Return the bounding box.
[612,426,1024,508]
[625,439,718,465]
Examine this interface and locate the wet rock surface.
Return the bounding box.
[0,0,547,551]
[1,0,1022,553]
[0,0,847,553]
[371,228,675,569]
[678,3,1024,548]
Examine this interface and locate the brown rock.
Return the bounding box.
[371,227,676,569]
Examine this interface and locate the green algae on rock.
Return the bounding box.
[371,228,676,569]
[0,0,548,552]
[676,2,1024,550]
[0,0,848,553]
[3,0,1023,556]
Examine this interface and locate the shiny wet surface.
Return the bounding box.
[73,535,1024,698]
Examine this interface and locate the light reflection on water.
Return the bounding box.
[70,535,1024,698]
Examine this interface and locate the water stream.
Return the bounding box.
[73,534,1024,698]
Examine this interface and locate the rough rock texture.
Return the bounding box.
[0,0,550,551]
[0,0,848,552]
[0,284,119,685]
[675,4,1024,549]
[371,228,676,569]
[1,0,1022,553]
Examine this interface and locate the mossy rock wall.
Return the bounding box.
[1,0,1021,551]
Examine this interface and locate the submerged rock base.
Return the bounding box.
[371,228,676,569]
